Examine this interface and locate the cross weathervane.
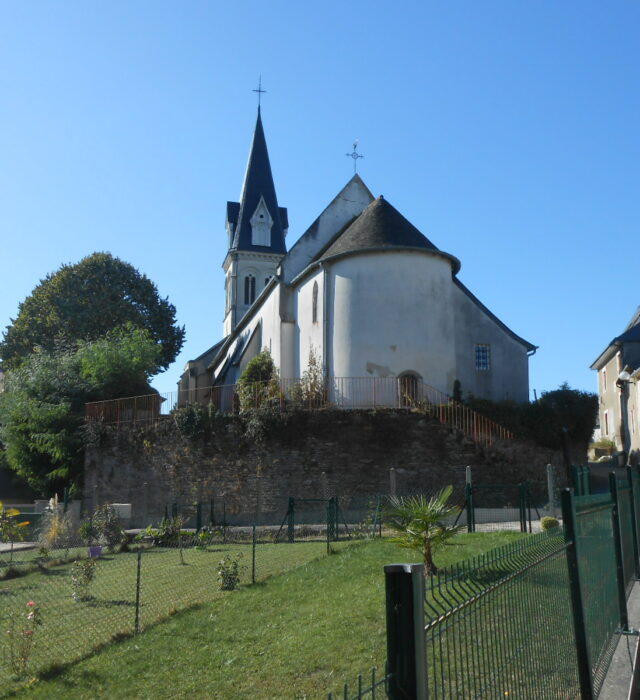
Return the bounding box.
[346,140,364,173]
[253,76,267,107]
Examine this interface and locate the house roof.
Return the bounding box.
[227,108,287,255]
[590,310,640,370]
[321,196,440,259]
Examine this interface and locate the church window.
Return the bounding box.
[244,275,256,305]
[265,276,273,287]
[312,281,318,323]
[475,344,491,371]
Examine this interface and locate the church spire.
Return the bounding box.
[226,109,288,254]
[223,107,288,337]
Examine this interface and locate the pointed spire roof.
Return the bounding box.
[321,196,459,272]
[227,108,287,254]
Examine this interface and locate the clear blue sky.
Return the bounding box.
[1,2,638,398]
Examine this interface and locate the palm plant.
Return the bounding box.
[385,486,463,576]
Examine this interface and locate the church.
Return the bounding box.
[178,108,536,407]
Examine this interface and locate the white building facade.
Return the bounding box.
[180,109,536,407]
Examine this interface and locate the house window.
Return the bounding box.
[244,275,256,305]
[603,369,607,391]
[312,281,318,323]
[604,410,609,436]
[475,344,491,371]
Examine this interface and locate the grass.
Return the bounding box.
[3,531,524,699]
[0,539,351,696]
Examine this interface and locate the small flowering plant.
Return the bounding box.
[5,600,43,678]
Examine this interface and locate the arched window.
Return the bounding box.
[244,274,256,305]
[265,275,273,288]
[398,372,421,407]
[312,281,319,323]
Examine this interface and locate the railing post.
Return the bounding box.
[627,466,640,578]
[609,473,630,631]
[384,563,427,700]
[561,489,594,700]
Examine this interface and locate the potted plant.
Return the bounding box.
[78,518,101,558]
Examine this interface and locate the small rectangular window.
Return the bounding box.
[603,369,607,391]
[475,344,491,371]
[604,411,609,436]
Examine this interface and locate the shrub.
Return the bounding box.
[541,516,560,531]
[5,600,43,677]
[70,558,97,601]
[218,553,242,591]
[237,349,280,413]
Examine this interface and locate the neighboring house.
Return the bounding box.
[591,308,640,463]
[179,108,536,406]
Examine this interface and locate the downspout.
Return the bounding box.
[321,262,329,380]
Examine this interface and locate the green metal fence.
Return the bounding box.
[380,470,640,700]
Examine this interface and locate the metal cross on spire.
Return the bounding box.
[253,76,267,107]
[346,140,364,173]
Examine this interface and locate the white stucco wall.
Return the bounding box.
[327,251,457,395]
[296,269,325,378]
[451,283,530,402]
[282,177,373,283]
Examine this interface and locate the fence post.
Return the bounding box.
[561,489,594,700]
[384,563,427,700]
[518,483,530,533]
[196,503,202,533]
[546,464,556,514]
[327,497,336,551]
[287,497,295,543]
[252,524,257,584]
[134,549,143,634]
[609,473,630,631]
[627,466,640,578]
[465,483,475,533]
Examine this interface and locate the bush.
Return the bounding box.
[541,516,560,531]
[218,553,242,591]
[70,558,97,601]
[237,350,280,413]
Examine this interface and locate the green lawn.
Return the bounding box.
[3,532,524,699]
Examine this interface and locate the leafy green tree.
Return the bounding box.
[0,502,30,563]
[385,486,463,576]
[237,349,280,412]
[1,252,184,371]
[466,383,598,454]
[0,328,161,492]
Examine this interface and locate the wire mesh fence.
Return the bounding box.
[0,526,355,689]
[423,530,580,698]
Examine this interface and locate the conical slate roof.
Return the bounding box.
[322,196,439,259]
[227,108,287,254]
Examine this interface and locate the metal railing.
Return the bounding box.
[84,377,513,447]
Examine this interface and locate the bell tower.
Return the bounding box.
[223,107,288,336]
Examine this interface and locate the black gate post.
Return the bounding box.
[609,473,630,631]
[561,489,594,700]
[465,483,475,533]
[627,466,640,578]
[384,563,427,700]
